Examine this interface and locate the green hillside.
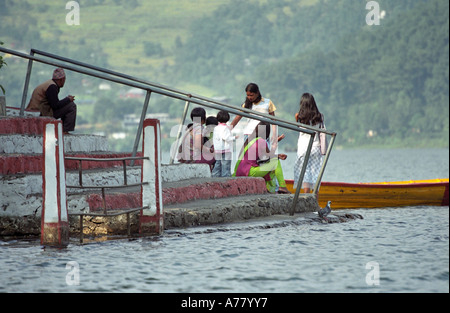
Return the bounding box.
[1,0,229,78]
[171,0,449,148]
[1,0,448,151]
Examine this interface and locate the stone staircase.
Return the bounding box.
[0,110,268,236]
[0,115,133,175]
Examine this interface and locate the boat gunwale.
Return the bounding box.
[285,178,449,207]
[285,179,449,190]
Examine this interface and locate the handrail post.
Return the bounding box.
[123,159,128,185]
[131,90,152,166]
[78,160,83,187]
[290,133,315,216]
[140,119,164,235]
[20,49,35,116]
[79,215,84,244]
[312,132,337,195]
[41,120,69,247]
[102,187,107,215]
[169,100,190,164]
[127,213,131,237]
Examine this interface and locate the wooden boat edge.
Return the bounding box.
[285,178,449,208]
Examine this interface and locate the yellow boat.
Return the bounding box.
[285,178,449,209]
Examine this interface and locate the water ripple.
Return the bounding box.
[0,206,448,292]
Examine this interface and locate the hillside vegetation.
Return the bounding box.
[1,0,448,150]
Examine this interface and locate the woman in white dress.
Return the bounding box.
[294,93,326,193]
[230,83,281,151]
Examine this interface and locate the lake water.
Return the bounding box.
[0,148,448,293]
[282,147,449,182]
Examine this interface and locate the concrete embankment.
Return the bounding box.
[164,193,318,228]
[69,192,362,238]
[0,175,316,237]
[1,114,363,240]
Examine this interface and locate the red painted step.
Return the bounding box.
[1,116,144,175]
[1,153,143,175]
[0,116,55,135]
[84,177,268,211]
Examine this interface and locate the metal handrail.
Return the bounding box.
[66,182,148,189]
[23,49,338,176]
[69,207,146,243]
[65,156,146,162]
[65,155,148,188]
[26,49,335,136]
[65,155,149,210]
[0,46,336,214]
[64,154,149,242]
[1,47,318,163]
[65,154,148,186]
[68,207,146,217]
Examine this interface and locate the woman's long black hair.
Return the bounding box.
[244,83,262,110]
[296,92,323,125]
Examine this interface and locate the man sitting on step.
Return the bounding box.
[26,67,77,134]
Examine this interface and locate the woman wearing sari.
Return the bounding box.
[233,122,290,194]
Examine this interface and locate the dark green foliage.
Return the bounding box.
[1,0,448,148]
[173,0,449,147]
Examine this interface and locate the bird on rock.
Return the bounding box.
[318,201,332,221]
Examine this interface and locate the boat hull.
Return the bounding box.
[285,179,449,209]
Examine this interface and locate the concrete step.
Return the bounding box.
[0,164,237,198]
[164,193,316,229]
[0,163,215,216]
[0,152,142,175]
[0,116,53,135]
[67,177,267,213]
[1,173,267,219]
[0,116,114,174]
[161,176,267,206]
[1,114,273,236]
[0,133,109,154]
[5,106,40,118]
[0,151,218,176]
